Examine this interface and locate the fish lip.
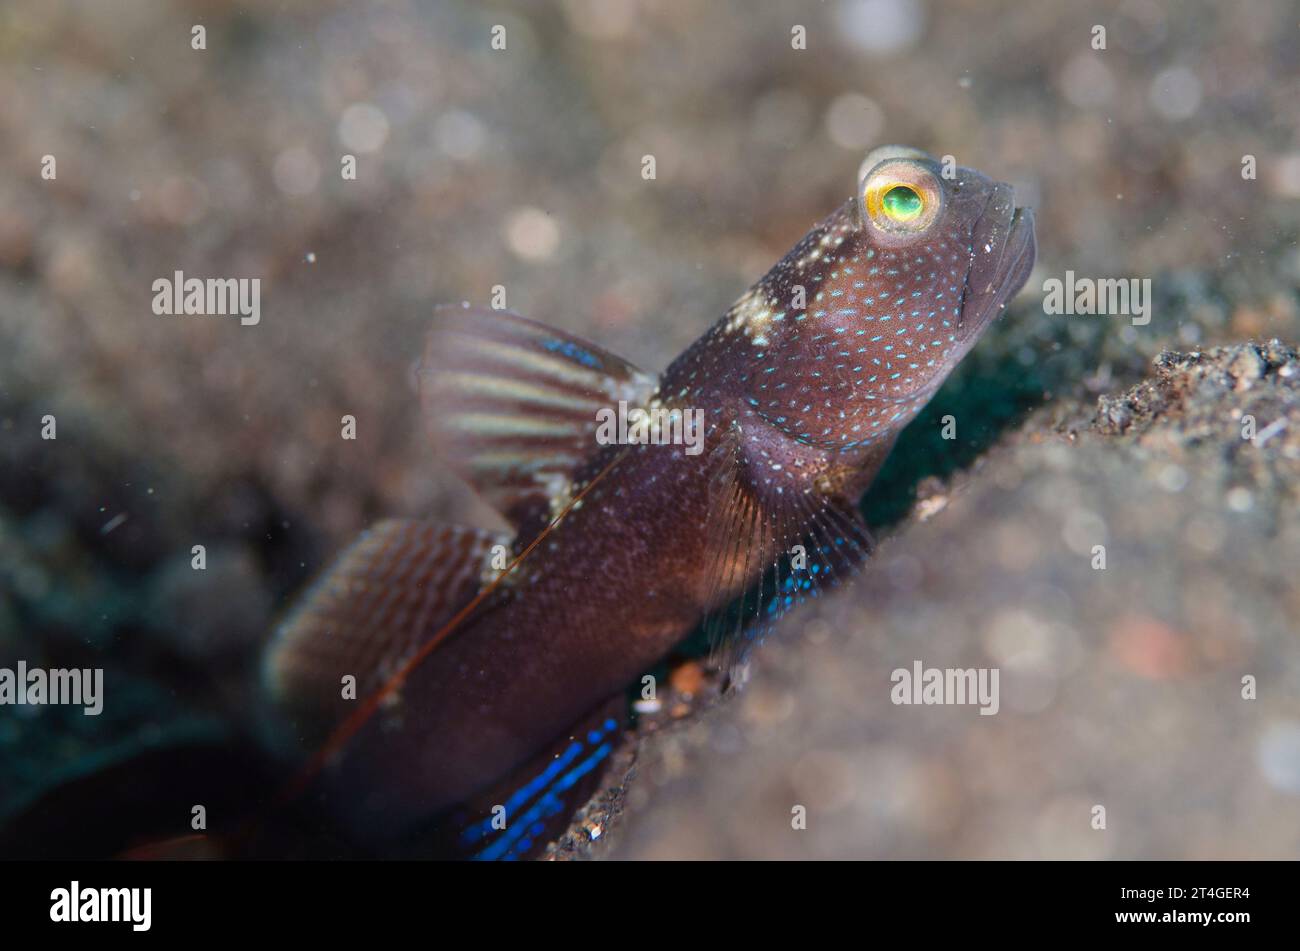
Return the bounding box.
[957,184,1037,344]
[1000,206,1037,305]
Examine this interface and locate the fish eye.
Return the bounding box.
[859,159,942,236]
[882,185,923,222]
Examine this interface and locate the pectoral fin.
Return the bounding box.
[698,428,876,682]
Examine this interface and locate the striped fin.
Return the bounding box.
[418,305,658,528]
[263,519,508,746]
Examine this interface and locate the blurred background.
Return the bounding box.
[1,0,1298,858]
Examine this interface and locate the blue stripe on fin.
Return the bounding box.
[451,699,624,861]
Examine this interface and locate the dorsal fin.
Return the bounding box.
[418,305,658,528]
[263,519,509,746]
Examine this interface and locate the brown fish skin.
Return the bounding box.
[263,146,1036,844]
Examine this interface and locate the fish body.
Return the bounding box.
[262,146,1036,854]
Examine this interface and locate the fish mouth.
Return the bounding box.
[956,182,1037,345]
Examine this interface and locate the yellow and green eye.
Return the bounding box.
[881,184,923,222]
[859,158,942,235]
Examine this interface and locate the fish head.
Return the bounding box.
[734,145,1035,452]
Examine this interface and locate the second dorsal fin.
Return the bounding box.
[263,519,509,746]
[418,305,658,528]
